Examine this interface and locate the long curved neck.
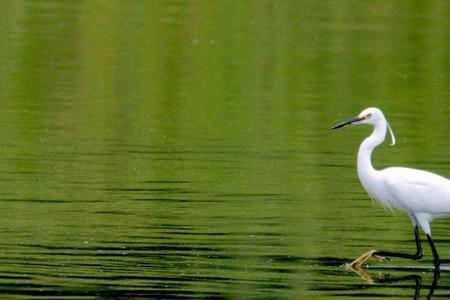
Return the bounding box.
[357,120,387,179]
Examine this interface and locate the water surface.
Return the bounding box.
[0,1,449,299]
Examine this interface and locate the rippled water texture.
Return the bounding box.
[0,1,449,299]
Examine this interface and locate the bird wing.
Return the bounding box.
[383,167,450,215]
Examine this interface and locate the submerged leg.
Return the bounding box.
[347,226,422,269]
[426,234,440,271]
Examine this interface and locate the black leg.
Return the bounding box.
[426,234,440,270]
[374,225,423,260]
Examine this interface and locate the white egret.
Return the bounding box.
[332,107,450,271]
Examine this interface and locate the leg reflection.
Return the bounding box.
[427,269,440,300]
[348,267,440,299]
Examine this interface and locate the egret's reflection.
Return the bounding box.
[348,265,440,299]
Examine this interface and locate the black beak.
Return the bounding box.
[331,117,363,129]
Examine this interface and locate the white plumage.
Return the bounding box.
[384,168,450,215]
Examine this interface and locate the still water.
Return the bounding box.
[0,1,449,299]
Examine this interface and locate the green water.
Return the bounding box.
[0,1,449,299]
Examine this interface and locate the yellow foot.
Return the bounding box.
[345,250,389,270]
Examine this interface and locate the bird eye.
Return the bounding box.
[366,113,372,118]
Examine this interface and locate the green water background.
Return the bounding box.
[0,1,449,299]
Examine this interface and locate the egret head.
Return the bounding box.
[356,107,386,125]
[332,107,396,145]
